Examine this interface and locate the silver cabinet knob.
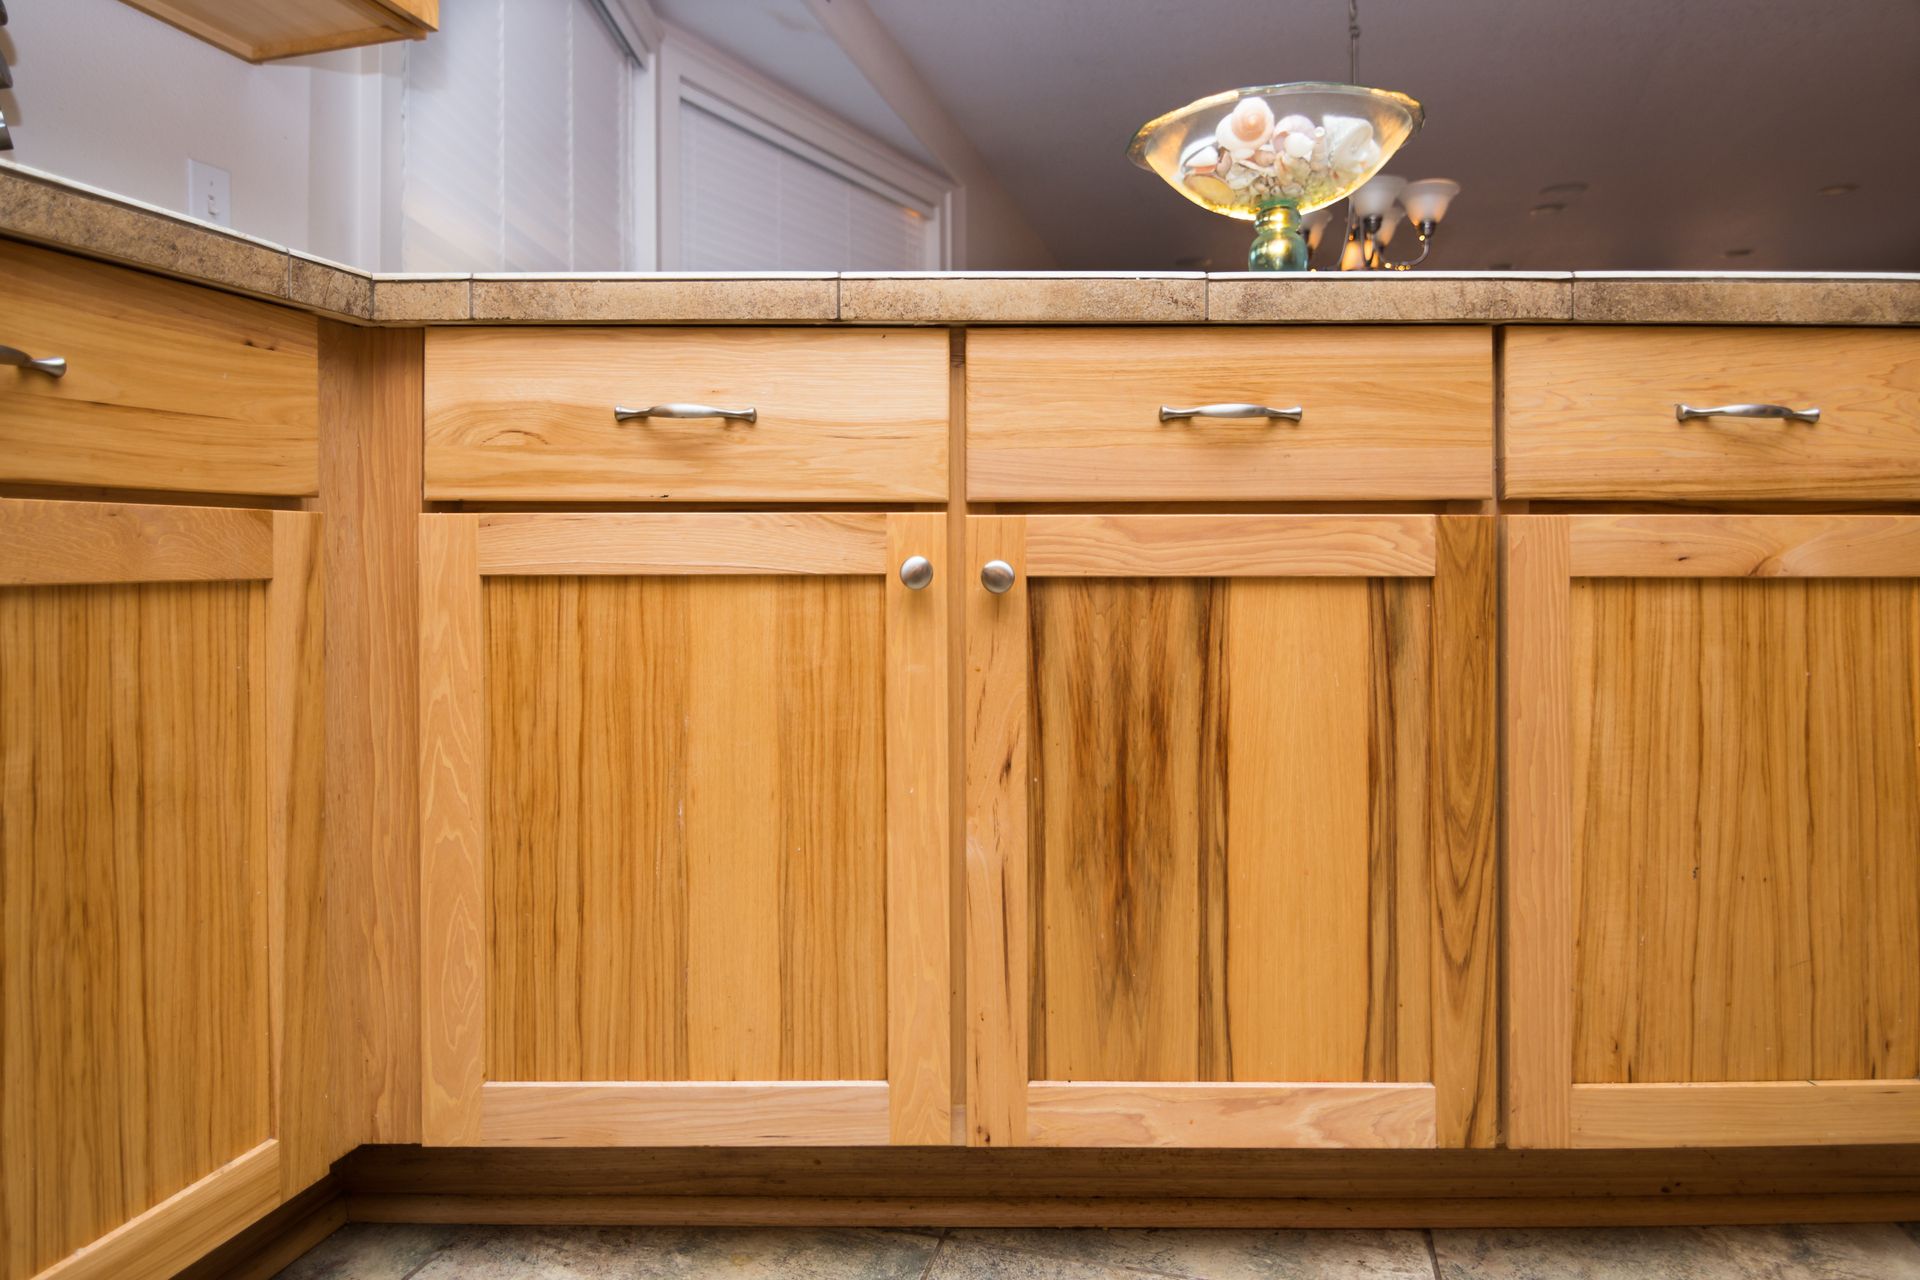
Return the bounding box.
[899,555,934,590]
[981,560,1016,594]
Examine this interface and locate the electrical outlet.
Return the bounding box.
[187,159,232,228]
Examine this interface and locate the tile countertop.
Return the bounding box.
[5,161,1919,327]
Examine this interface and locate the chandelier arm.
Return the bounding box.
[1384,224,1436,270]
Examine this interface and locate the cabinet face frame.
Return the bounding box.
[1506,514,1920,1149]
[418,512,951,1146]
[0,499,325,1280]
[963,514,1497,1149]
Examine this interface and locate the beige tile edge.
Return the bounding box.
[5,165,1919,325]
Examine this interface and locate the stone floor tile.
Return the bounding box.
[1432,1223,1920,1280]
[273,1223,463,1279]
[402,1225,940,1280]
[942,1228,1435,1279]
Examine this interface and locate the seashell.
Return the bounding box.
[1252,147,1277,169]
[1223,163,1257,190]
[1283,131,1316,160]
[1226,96,1276,146]
[1184,173,1235,205]
[1323,115,1375,169]
[1273,113,1315,138]
[1183,144,1221,176]
[1215,114,1257,158]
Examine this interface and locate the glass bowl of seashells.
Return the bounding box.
[1128,82,1424,270]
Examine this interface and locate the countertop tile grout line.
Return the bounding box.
[1425,1226,1444,1279]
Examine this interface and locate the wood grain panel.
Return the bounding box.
[476,512,888,576]
[0,240,318,495]
[1,578,267,1278]
[483,575,887,1083]
[424,327,948,501]
[1025,1083,1437,1149]
[418,516,484,1146]
[1567,515,1920,579]
[1571,1082,1920,1148]
[964,517,1030,1147]
[1025,576,1431,1085]
[885,515,952,1144]
[1504,517,1574,1149]
[321,324,422,1150]
[966,327,1492,501]
[1571,577,1920,1084]
[0,499,273,585]
[1429,518,1499,1148]
[477,1083,891,1147]
[1505,327,1920,501]
[1022,515,1435,578]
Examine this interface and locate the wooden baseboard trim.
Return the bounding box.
[343,1191,1920,1230]
[174,1178,345,1280]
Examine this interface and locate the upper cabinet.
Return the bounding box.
[118,0,435,62]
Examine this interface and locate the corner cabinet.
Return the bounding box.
[962,514,1498,1149]
[418,512,952,1147]
[1507,514,1920,1148]
[0,500,326,1280]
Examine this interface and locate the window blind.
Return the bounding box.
[679,102,929,272]
[402,0,634,272]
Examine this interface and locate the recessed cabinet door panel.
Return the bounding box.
[964,515,1497,1149]
[420,513,950,1146]
[0,500,325,1280]
[1508,515,1920,1149]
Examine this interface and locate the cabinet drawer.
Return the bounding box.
[1505,327,1920,501]
[965,327,1492,501]
[0,240,319,496]
[424,327,949,501]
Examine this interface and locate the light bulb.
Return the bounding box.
[1350,174,1406,220]
[1375,207,1405,247]
[1302,205,1333,252]
[1339,235,1367,271]
[1400,178,1460,225]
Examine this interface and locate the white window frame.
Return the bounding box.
[655,26,950,271]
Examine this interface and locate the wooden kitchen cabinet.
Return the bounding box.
[117,0,435,63]
[1507,514,1920,1149]
[0,499,326,1280]
[962,514,1498,1148]
[419,512,951,1146]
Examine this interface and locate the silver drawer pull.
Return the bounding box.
[0,343,65,378]
[1159,402,1302,423]
[1675,402,1819,425]
[614,402,756,424]
[981,560,1017,594]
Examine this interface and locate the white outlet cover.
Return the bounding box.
[187,159,232,228]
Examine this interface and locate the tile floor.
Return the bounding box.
[275,1221,1920,1279]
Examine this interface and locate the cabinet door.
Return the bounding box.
[0,500,325,1280]
[420,513,950,1146]
[1508,515,1920,1148]
[963,515,1496,1148]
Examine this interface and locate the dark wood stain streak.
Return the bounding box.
[1026,582,1049,1081]
[1431,516,1499,1147]
[1028,579,1212,1081]
[1364,578,1401,1084]
[1197,579,1233,1082]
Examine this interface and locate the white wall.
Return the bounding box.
[0,0,372,261]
